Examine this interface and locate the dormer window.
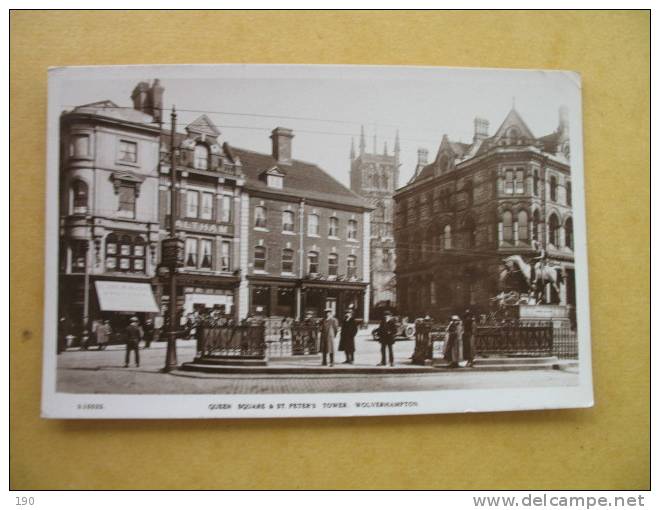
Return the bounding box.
[268,174,283,189]
[194,143,209,170]
[263,167,286,189]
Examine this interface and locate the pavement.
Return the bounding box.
[56,331,579,394]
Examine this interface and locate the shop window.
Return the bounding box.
[254,246,267,271]
[347,220,358,240]
[328,253,338,276]
[118,140,138,164]
[105,233,118,270]
[347,255,357,279]
[307,251,319,274]
[71,180,88,214]
[282,248,294,273]
[194,144,209,170]
[282,210,295,233]
[200,192,213,220]
[255,206,267,228]
[308,214,319,236]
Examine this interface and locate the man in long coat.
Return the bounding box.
[124,316,143,368]
[320,308,339,367]
[376,310,397,367]
[338,308,358,364]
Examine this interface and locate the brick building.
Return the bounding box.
[240,128,372,321]
[349,127,399,317]
[394,106,575,320]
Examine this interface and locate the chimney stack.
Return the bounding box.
[271,127,294,165]
[417,147,429,166]
[473,117,490,142]
[148,79,164,123]
[131,81,150,113]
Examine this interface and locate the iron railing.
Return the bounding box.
[197,324,266,358]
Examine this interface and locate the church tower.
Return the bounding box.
[349,127,400,317]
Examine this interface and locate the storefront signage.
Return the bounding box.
[176,219,232,235]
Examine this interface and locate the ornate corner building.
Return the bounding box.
[350,127,400,318]
[394,106,575,320]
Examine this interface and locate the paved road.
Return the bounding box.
[56,334,578,394]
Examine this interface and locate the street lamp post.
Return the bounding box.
[163,106,181,372]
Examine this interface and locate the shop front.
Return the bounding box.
[300,280,367,321]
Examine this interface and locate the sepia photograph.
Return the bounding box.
[41,64,593,418]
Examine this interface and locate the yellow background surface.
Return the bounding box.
[10,10,650,489]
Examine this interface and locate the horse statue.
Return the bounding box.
[500,254,562,304]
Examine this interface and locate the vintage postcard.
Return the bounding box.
[41,64,593,418]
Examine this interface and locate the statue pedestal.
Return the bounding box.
[518,304,571,329]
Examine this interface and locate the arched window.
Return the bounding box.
[518,210,529,243]
[548,214,560,247]
[565,218,574,250]
[254,206,267,228]
[253,246,266,271]
[194,144,209,170]
[550,175,558,202]
[328,253,338,276]
[72,180,88,214]
[443,224,452,250]
[463,217,476,249]
[502,211,513,243]
[532,209,541,243]
[307,251,319,275]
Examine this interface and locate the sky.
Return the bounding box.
[53,65,580,188]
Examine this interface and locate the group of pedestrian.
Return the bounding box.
[318,307,398,367]
[443,310,476,368]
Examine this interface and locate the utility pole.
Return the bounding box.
[163,106,182,372]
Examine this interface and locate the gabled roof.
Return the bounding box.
[491,107,536,142]
[185,114,220,137]
[231,147,369,210]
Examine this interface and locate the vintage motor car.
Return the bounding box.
[371,316,416,341]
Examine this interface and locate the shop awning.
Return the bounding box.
[95,281,159,313]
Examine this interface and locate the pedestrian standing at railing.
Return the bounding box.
[376,310,397,367]
[320,308,339,367]
[462,309,476,367]
[444,315,463,369]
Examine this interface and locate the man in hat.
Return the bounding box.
[124,316,143,368]
[320,308,339,367]
[376,310,397,367]
[338,306,358,364]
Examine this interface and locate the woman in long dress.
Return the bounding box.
[444,315,463,368]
